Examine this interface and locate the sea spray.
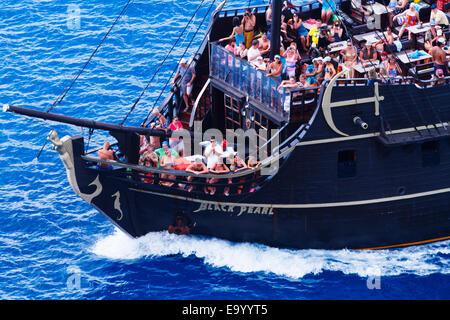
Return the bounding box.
[92,228,450,279]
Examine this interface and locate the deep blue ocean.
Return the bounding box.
[0,0,449,300]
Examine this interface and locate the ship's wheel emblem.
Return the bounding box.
[112,191,123,221]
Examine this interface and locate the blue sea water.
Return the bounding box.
[0,0,449,300]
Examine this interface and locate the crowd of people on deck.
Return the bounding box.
[217,0,449,90]
[138,132,261,195]
[97,110,261,195]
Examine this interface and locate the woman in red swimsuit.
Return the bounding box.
[394,3,420,40]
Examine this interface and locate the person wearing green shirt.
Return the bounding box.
[155,141,178,167]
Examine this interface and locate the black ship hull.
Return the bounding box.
[60,131,450,250]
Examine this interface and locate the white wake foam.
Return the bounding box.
[91,228,450,279]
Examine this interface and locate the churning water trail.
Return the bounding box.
[92,228,450,279]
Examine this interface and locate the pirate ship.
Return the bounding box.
[5,0,450,249]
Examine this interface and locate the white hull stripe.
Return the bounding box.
[129,186,450,209]
[298,122,449,146]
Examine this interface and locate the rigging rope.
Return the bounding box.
[120,0,208,126]
[141,0,219,126]
[47,0,134,113]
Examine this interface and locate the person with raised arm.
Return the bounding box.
[98,141,114,170]
[219,16,245,47]
[242,8,256,49]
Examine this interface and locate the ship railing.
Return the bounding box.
[119,168,267,197]
[82,145,294,180]
[328,76,450,87]
[82,154,272,196]
[407,67,450,87]
[216,0,348,17]
[210,41,289,120]
[415,77,450,87]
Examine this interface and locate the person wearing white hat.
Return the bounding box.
[312,57,325,83]
[323,56,336,80]
[172,57,196,113]
[266,55,283,80]
[359,40,377,63]
[253,56,267,71]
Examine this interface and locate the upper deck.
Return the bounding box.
[203,0,448,128]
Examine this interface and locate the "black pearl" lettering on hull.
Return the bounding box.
[193,202,274,216]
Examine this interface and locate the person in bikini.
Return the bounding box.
[323,56,337,80]
[282,45,300,79]
[388,0,407,27]
[150,108,168,130]
[266,55,283,81]
[386,55,401,79]
[208,158,231,196]
[430,38,449,77]
[219,16,245,47]
[313,57,325,84]
[185,158,209,193]
[138,146,158,183]
[155,141,178,168]
[340,40,357,78]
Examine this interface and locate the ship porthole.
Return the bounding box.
[397,187,406,195]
